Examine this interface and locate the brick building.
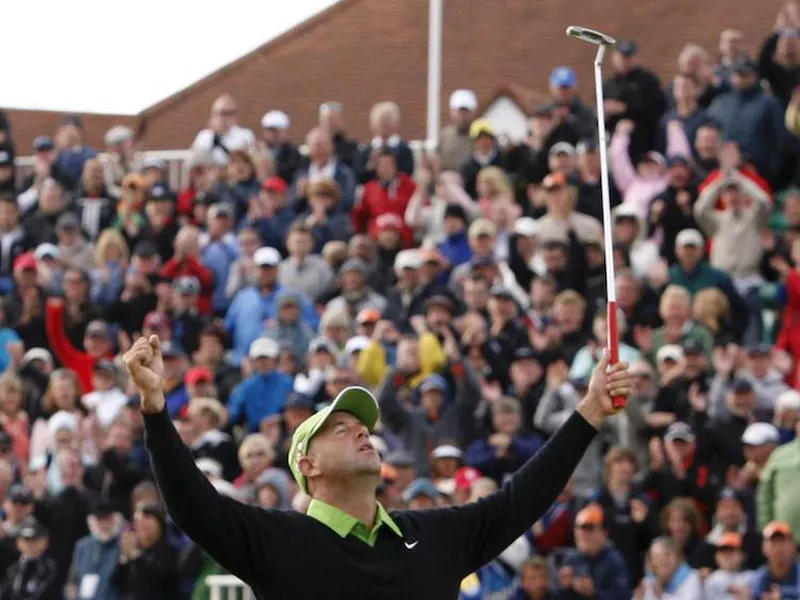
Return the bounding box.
[2,0,785,152]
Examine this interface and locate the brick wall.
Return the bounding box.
[3,0,787,153]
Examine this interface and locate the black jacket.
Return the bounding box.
[604,67,667,161]
[269,141,303,185]
[0,555,60,600]
[332,132,361,171]
[84,449,150,519]
[111,537,181,600]
[461,152,507,200]
[647,184,699,264]
[0,229,33,278]
[191,429,241,482]
[357,141,415,184]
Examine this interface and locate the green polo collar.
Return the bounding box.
[306,499,402,546]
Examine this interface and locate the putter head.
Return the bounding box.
[566,26,616,47]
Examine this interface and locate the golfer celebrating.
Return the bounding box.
[125,335,632,599]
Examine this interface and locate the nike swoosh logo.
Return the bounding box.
[404,540,419,549]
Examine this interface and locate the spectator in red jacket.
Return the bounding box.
[773,239,800,388]
[44,297,113,393]
[353,148,416,248]
[158,226,214,315]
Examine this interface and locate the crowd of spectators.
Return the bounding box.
[4,3,800,599]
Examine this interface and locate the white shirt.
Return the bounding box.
[370,134,401,148]
[192,125,256,164]
[82,388,129,427]
[308,160,337,181]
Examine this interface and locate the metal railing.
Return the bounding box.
[205,574,254,600]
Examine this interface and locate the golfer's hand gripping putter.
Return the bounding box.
[566,26,625,410]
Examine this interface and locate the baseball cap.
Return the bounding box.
[93,359,119,377]
[402,478,440,503]
[667,155,690,169]
[104,125,134,146]
[344,335,370,355]
[549,142,576,158]
[732,378,754,394]
[89,499,116,518]
[34,243,59,261]
[741,422,780,446]
[641,151,666,167]
[18,517,48,540]
[550,66,577,88]
[732,58,759,74]
[32,135,55,152]
[431,444,463,460]
[375,213,405,233]
[449,89,478,111]
[308,337,335,355]
[616,40,638,57]
[490,283,515,300]
[468,218,497,239]
[542,171,568,190]
[133,240,158,258]
[420,374,447,394]
[13,253,37,273]
[20,348,53,368]
[776,390,800,411]
[261,110,290,130]
[682,339,703,355]
[394,249,422,272]
[514,217,539,238]
[341,258,368,276]
[208,202,235,220]
[454,466,481,490]
[262,176,288,194]
[656,344,684,363]
[356,309,381,325]
[717,486,745,507]
[285,392,315,411]
[512,346,539,363]
[8,484,34,504]
[277,290,302,309]
[385,450,415,468]
[185,366,213,386]
[469,119,494,140]
[424,294,455,314]
[85,320,110,339]
[56,212,80,231]
[747,342,771,356]
[289,386,380,493]
[253,247,281,267]
[575,504,605,527]
[763,521,792,539]
[675,228,704,248]
[665,422,696,443]
[249,337,280,360]
[577,139,598,155]
[717,531,743,549]
[142,156,167,171]
[148,184,176,202]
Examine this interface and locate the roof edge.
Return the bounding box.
[140,0,357,121]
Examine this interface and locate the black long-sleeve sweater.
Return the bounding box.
[143,407,598,599]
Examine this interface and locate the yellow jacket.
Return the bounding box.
[357,332,447,390]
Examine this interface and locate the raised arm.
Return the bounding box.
[45,297,86,371]
[125,336,270,585]
[444,355,631,574]
[693,176,724,236]
[609,127,637,195]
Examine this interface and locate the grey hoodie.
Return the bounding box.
[256,468,293,510]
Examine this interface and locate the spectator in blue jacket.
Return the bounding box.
[238,178,294,256]
[709,59,786,182]
[68,500,123,600]
[228,337,293,432]
[438,204,473,269]
[464,396,543,486]
[201,202,240,315]
[225,247,318,364]
[555,504,631,600]
[55,116,98,182]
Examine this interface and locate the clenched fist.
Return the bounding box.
[123,335,165,413]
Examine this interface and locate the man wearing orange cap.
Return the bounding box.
[703,531,756,600]
[556,504,630,600]
[751,521,800,599]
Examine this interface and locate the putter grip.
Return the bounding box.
[606,301,626,410]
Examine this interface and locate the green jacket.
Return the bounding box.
[646,322,715,365]
[758,440,800,544]
[669,260,731,296]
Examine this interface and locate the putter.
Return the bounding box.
[566,26,626,409]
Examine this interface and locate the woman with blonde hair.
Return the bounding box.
[692,287,732,345]
[0,373,30,465]
[91,228,130,306]
[233,433,276,503]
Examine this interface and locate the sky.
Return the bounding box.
[0,0,339,114]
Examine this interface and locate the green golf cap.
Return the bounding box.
[289,386,379,493]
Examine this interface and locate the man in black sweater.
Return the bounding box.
[124,335,632,600]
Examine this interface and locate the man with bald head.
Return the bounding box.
[291,127,356,213]
[191,94,256,165]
